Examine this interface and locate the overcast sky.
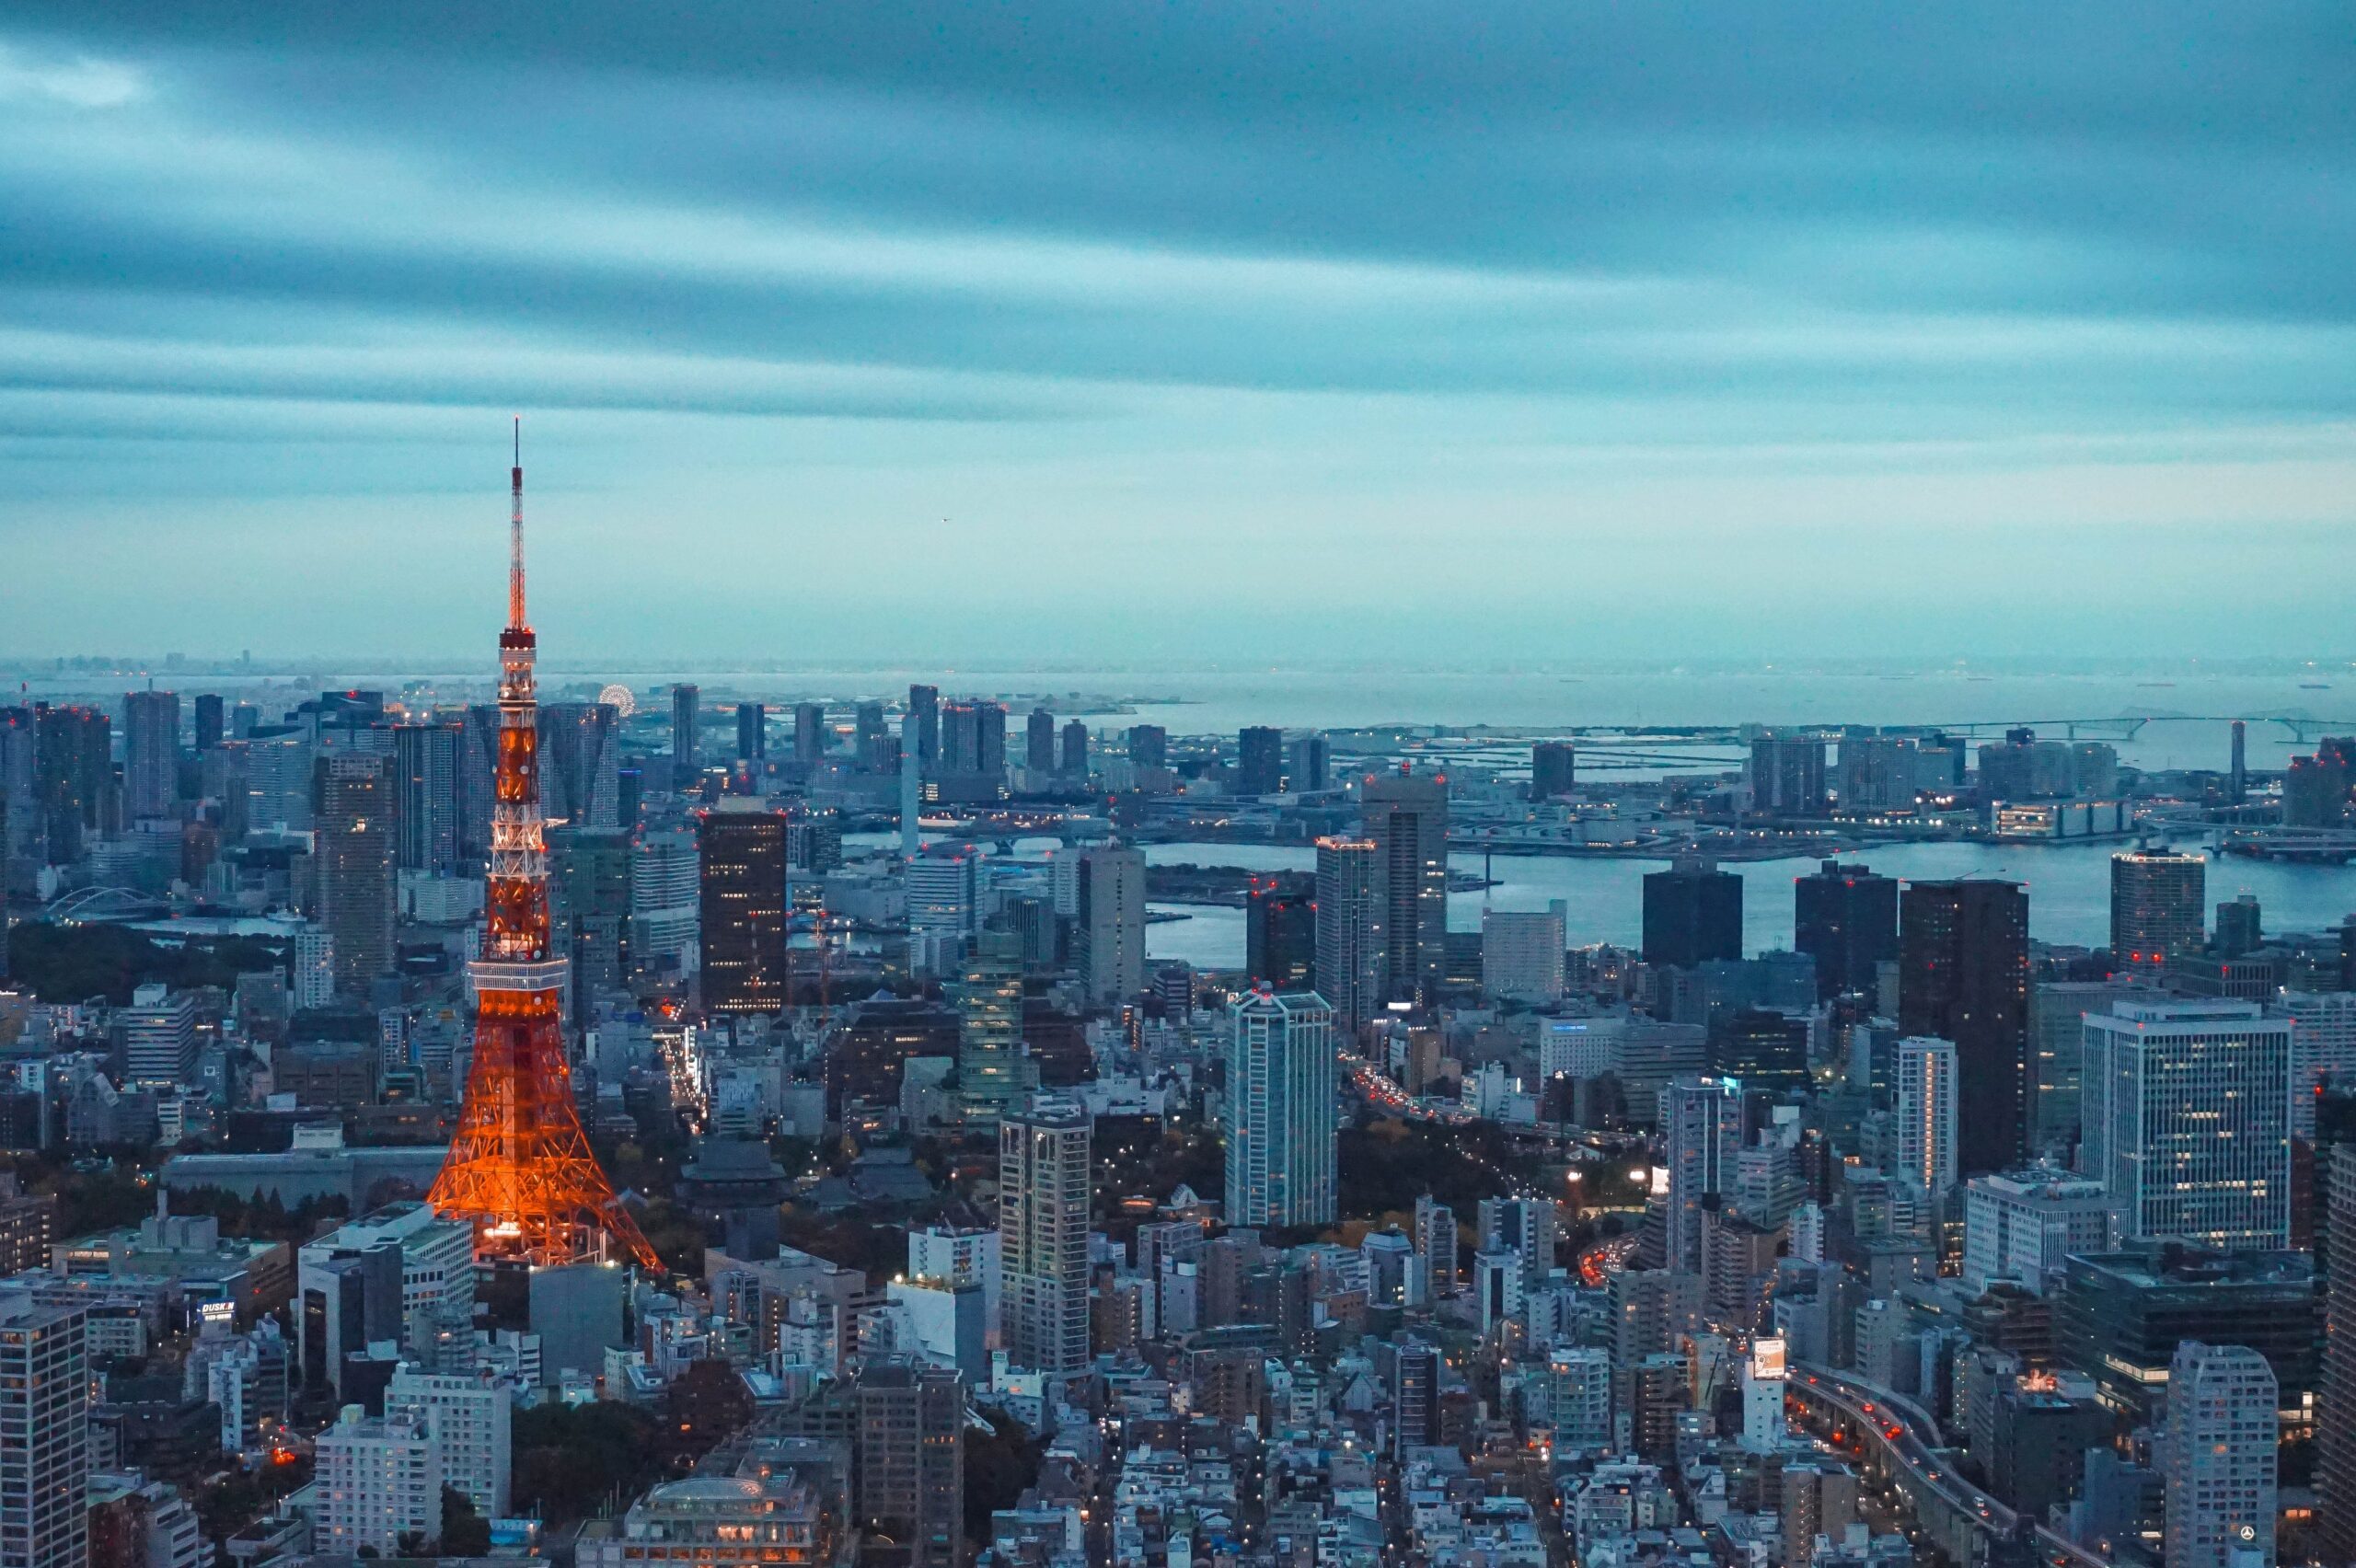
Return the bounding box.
[4,4,2352,664]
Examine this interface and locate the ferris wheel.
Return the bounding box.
[597,683,636,718]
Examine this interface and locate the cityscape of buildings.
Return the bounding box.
[4,454,2356,1568]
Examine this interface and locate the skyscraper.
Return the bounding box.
[953,933,1029,1126]
[1531,741,1576,800]
[2162,1343,2276,1568]
[1237,726,1284,796]
[792,702,826,767]
[999,1098,1091,1374]
[1899,878,2028,1176]
[698,801,790,1015]
[907,684,940,768]
[1361,769,1449,1006]
[1891,1036,1958,1199]
[391,722,462,875]
[122,688,179,820]
[669,684,700,790]
[1059,719,1088,778]
[1660,1077,1743,1274]
[1025,709,1057,772]
[1313,836,1381,1029]
[1641,857,1742,968]
[1225,990,1338,1228]
[2080,998,2290,1251]
[734,702,766,762]
[2109,848,2205,968]
[316,752,396,997]
[537,702,621,832]
[35,703,110,863]
[1126,724,1166,769]
[192,693,225,754]
[1481,905,1567,1004]
[1748,733,1826,815]
[1075,846,1145,1004]
[1245,876,1315,991]
[1793,859,1898,1000]
[0,1295,88,1568]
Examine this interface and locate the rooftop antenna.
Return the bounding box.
[509,415,526,631]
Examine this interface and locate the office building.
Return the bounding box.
[734,702,765,763]
[1288,733,1329,793]
[390,723,462,875]
[315,1407,436,1557]
[1313,836,1381,1030]
[1482,905,1566,1004]
[1794,859,1898,1000]
[854,1360,964,1568]
[952,937,1029,1126]
[2214,894,2262,957]
[1225,990,1337,1228]
[301,1202,477,1366]
[906,848,979,947]
[1531,741,1576,801]
[1960,1167,2114,1297]
[2081,998,2290,1250]
[122,984,199,1088]
[2111,849,2205,969]
[316,752,396,997]
[1126,724,1166,769]
[1237,726,1284,796]
[1642,857,1742,968]
[577,1470,826,1568]
[0,1294,87,1568]
[1660,1077,1743,1274]
[999,1099,1091,1374]
[854,701,887,759]
[1892,1036,1958,1199]
[1361,770,1449,1005]
[1749,733,1826,815]
[1075,846,1146,1004]
[1025,709,1056,773]
[123,688,180,820]
[698,801,790,1014]
[2054,1247,2316,1423]
[670,685,700,789]
[2027,978,2143,1157]
[629,827,699,978]
[1245,876,1316,991]
[2162,1343,2276,1568]
[1058,719,1088,778]
[2285,989,2356,1138]
[192,694,224,754]
[1900,878,2029,1176]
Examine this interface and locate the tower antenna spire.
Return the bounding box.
[508,415,526,631]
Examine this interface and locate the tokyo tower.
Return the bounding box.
[427,421,657,1270]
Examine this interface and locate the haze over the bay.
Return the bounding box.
[4,4,2353,661]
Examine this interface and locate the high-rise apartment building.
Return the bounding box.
[35,704,110,863]
[1313,836,1381,1030]
[1531,741,1576,800]
[0,1295,88,1568]
[669,685,700,790]
[735,702,766,763]
[1236,726,1284,796]
[1900,878,2029,1176]
[1478,1195,1559,1300]
[907,685,940,767]
[123,688,180,820]
[1225,990,1337,1228]
[1059,719,1088,778]
[1126,724,1166,769]
[1793,859,1898,1000]
[1642,857,1743,968]
[2287,990,2356,1139]
[316,752,396,997]
[792,703,826,767]
[386,1365,511,1518]
[1749,733,1826,815]
[953,935,1029,1126]
[193,694,225,754]
[698,801,790,1014]
[1891,1036,1958,1199]
[999,1098,1091,1374]
[1415,1194,1459,1301]
[1660,1077,1743,1274]
[2110,848,2206,968]
[538,703,620,832]
[315,1407,436,1556]
[2320,1147,2356,1564]
[2081,998,2290,1251]
[1361,769,1449,1006]
[2162,1343,2276,1568]
[1075,846,1145,1004]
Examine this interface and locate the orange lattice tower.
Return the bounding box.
[427,422,657,1270]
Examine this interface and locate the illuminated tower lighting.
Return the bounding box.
[427,421,657,1269]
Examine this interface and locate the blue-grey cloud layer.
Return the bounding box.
[3,4,2353,660]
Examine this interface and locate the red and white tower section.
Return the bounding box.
[428,422,657,1269]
